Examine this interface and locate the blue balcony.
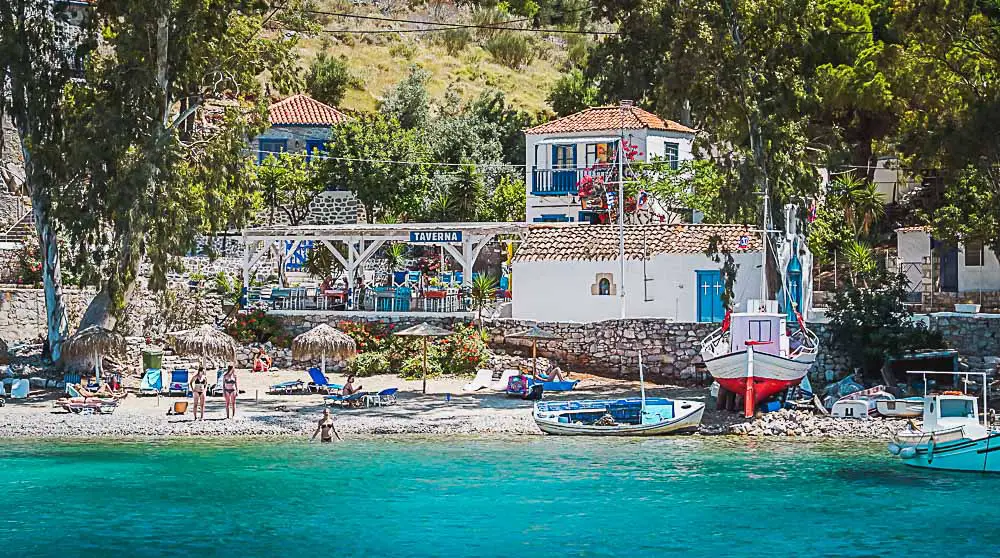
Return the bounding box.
[532,167,601,196]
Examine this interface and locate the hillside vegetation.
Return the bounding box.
[296,3,580,114]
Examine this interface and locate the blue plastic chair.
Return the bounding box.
[499,275,509,290]
[454,271,463,284]
[167,369,190,396]
[324,392,366,406]
[392,271,407,287]
[406,271,421,285]
[376,388,399,406]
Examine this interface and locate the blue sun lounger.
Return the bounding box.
[307,367,342,393]
[139,369,162,396]
[270,380,305,394]
[527,378,579,392]
[324,392,365,406]
[167,369,190,396]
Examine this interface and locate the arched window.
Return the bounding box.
[598,278,611,296]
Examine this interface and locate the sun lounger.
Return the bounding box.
[269,380,305,394]
[527,378,579,391]
[58,399,117,415]
[209,369,225,396]
[166,369,190,396]
[324,392,365,406]
[375,388,398,406]
[462,369,495,392]
[139,369,162,396]
[307,368,343,394]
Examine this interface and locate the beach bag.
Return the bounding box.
[505,375,527,396]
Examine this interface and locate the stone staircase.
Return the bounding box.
[0,204,34,245]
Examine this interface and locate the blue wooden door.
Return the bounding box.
[696,270,725,323]
[940,248,959,292]
[551,145,577,193]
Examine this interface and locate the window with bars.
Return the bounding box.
[965,241,985,267]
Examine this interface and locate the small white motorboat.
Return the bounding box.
[887,372,1000,473]
[876,397,924,418]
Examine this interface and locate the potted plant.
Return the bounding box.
[955,298,981,314]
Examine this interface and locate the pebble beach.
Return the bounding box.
[0,369,911,440]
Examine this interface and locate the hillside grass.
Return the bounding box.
[295,6,570,114]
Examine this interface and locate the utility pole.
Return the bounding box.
[618,101,628,319]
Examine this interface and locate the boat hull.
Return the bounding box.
[534,399,705,436]
[891,432,1000,473]
[876,398,924,418]
[704,350,809,417]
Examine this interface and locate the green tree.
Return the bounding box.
[827,271,946,380]
[0,0,79,358]
[470,273,499,326]
[53,0,309,330]
[546,68,597,116]
[466,89,534,166]
[254,152,324,226]
[306,52,357,107]
[317,112,431,222]
[479,175,527,222]
[378,65,431,130]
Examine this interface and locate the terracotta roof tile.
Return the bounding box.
[525,105,695,135]
[895,225,931,232]
[268,94,348,126]
[514,223,761,262]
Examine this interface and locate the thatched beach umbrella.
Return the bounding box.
[62,325,126,382]
[395,322,452,394]
[292,323,357,376]
[167,324,237,369]
[505,326,562,377]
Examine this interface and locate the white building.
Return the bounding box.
[512,223,764,323]
[897,226,1000,293]
[523,105,696,224]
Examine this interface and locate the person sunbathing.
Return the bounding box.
[533,365,567,383]
[342,375,364,407]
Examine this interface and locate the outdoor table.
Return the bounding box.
[424,290,446,312]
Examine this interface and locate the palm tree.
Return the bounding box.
[844,240,877,286]
[383,243,407,286]
[470,274,499,327]
[833,174,885,235]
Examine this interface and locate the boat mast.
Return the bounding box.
[639,352,647,412]
[618,101,627,319]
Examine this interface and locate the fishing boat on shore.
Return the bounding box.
[533,354,704,436]
[876,397,924,418]
[701,311,818,418]
[888,372,1000,473]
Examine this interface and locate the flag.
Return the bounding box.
[637,190,650,210]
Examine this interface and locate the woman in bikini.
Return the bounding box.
[222,365,238,419]
[252,348,272,373]
[311,408,341,443]
[191,367,208,421]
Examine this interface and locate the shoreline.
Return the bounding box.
[1,371,910,441]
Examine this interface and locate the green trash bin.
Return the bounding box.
[142,347,163,370]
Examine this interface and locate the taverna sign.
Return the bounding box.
[409,230,463,244]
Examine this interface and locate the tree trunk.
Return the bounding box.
[31,181,69,361]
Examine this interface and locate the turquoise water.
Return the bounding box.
[2,437,998,557]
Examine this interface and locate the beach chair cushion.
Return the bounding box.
[140,369,163,393]
[324,392,365,405]
[527,379,579,392]
[10,379,29,399]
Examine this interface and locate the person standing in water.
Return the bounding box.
[191,367,208,421]
[311,408,341,443]
[222,365,238,419]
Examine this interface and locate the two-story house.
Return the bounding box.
[252,94,349,163]
[523,104,696,224]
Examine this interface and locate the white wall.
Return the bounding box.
[897,230,930,291]
[512,252,763,323]
[958,244,1000,292]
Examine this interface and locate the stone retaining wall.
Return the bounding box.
[0,287,224,343]
[274,312,473,337]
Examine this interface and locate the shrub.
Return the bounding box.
[827,271,947,381]
[400,348,444,380]
[15,241,42,286]
[306,52,359,106]
[435,324,488,376]
[225,308,292,347]
[484,31,536,69]
[439,28,473,55]
[337,320,396,353]
[349,351,392,377]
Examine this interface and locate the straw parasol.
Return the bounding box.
[505,326,563,378]
[61,325,126,382]
[167,324,237,368]
[292,323,357,376]
[395,322,453,394]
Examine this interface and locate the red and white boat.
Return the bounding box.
[701,311,818,418]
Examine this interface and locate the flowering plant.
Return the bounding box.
[225,308,291,347]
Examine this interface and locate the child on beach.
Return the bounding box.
[311,408,341,443]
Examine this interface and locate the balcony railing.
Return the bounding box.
[532,167,605,196]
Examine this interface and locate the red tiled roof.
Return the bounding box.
[514,223,760,262]
[526,105,695,135]
[896,225,931,233]
[268,94,348,126]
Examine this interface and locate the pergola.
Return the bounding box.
[240,222,529,307]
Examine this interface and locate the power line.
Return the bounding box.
[300,7,536,27]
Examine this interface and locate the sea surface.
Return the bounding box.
[1,437,997,557]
